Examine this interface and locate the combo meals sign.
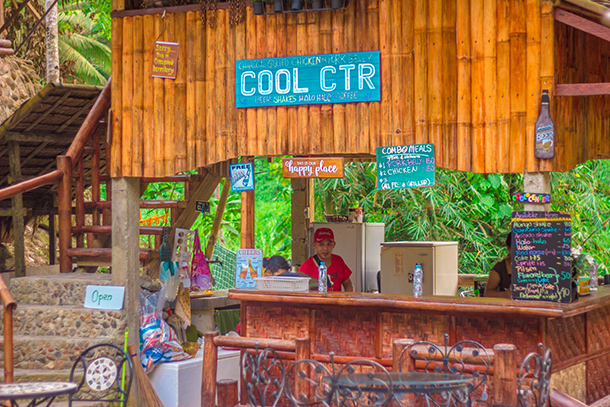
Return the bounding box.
[235,51,381,108]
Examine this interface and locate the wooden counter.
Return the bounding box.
[229,287,610,404]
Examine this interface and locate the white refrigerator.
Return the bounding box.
[309,222,385,292]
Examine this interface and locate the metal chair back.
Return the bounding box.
[68,343,133,407]
[517,345,552,407]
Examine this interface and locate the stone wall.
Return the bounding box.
[0,56,42,124]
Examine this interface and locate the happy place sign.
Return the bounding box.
[236,51,380,108]
[282,157,344,178]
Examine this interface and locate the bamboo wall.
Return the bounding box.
[110,0,606,178]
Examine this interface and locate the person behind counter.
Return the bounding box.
[264,255,319,289]
[484,232,512,298]
[299,228,354,292]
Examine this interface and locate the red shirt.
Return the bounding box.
[299,254,352,292]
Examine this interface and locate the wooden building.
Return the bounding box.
[109,0,610,178]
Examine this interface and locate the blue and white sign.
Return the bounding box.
[84,285,125,310]
[236,51,381,108]
[230,162,255,191]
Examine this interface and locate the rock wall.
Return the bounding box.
[0,56,42,124]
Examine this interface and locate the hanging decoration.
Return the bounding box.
[200,0,218,28]
[229,0,247,26]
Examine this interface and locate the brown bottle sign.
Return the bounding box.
[534,89,555,159]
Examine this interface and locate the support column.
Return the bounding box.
[523,172,551,212]
[291,178,315,266]
[110,177,141,407]
[8,141,24,277]
[240,188,255,249]
[57,155,72,273]
[48,214,56,265]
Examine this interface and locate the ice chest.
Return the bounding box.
[149,347,240,407]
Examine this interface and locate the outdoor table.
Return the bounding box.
[336,371,471,395]
[0,382,78,407]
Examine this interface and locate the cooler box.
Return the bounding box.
[149,347,240,407]
[380,241,458,296]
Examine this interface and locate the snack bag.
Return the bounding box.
[190,232,213,297]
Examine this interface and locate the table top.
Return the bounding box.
[335,372,472,394]
[0,382,78,401]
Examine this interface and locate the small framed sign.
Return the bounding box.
[376,143,435,190]
[195,201,211,213]
[84,285,125,310]
[282,157,344,178]
[152,41,179,80]
[229,162,255,191]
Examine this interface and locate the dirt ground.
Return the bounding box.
[0,223,56,271]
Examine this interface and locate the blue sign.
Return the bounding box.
[230,162,255,191]
[235,51,381,108]
[84,285,125,310]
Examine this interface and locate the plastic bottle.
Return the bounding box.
[318,262,328,293]
[591,260,599,291]
[413,263,423,298]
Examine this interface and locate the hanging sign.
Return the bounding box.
[282,157,344,178]
[511,192,551,204]
[84,285,125,310]
[236,51,381,108]
[152,41,179,79]
[229,162,255,191]
[376,144,435,190]
[195,201,210,213]
[511,211,572,303]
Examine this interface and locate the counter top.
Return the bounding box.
[190,289,240,310]
[228,285,610,319]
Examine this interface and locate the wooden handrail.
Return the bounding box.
[0,275,16,384]
[0,169,63,202]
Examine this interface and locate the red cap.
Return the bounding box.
[314,228,335,243]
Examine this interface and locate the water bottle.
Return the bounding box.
[591,260,599,291]
[318,262,328,293]
[413,263,423,298]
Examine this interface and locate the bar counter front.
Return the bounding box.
[229,287,610,404]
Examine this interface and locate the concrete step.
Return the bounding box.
[2,305,126,338]
[9,273,113,306]
[0,335,121,370]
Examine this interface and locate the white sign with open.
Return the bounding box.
[84,285,125,310]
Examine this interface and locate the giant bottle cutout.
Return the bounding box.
[534,89,555,159]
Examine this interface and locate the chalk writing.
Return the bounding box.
[511,211,572,303]
[376,144,435,190]
[282,157,344,179]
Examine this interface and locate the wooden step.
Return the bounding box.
[83,200,186,209]
[66,247,154,260]
[72,225,164,235]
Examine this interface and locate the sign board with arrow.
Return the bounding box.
[235,51,380,108]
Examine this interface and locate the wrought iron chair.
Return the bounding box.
[516,345,552,407]
[68,343,133,407]
[395,333,492,407]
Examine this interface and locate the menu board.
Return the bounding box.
[511,211,572,303]
[376,144,435,190]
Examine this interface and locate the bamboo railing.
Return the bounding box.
[0,275,16,384]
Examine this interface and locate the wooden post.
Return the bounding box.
[291,178,314,266]
[57,155,72,273]
[392,339,414,372]
[202,331,219,407]
[110,177,141,407]
[523,172,551,211]
[241,189,255,248]
[217,379,238,407]
[3,308,13,383]
[205,181,230,259]
[75,158,85,248]
[493,344,518,407]
[295,337,311,401]
[8,141,25,277]
[48,214,56,265]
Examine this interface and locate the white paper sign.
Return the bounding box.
[84,285,125,310]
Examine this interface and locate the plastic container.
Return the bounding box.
[318,262,327,293]
[590,260,599,291]
[413,263,423,298]
[255,276,310,292]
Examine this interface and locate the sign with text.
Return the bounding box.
[511,211,572,303]
[84,285,125,310]
[229,162,255,192]
[235,249,263,289]
[511,192,551,204]
[235,51,380,108]
[152,41,179,79]
[282,157,344,179]
[376,144,435,190]
[195,201,210,213]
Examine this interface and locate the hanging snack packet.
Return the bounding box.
[190,232,213,297]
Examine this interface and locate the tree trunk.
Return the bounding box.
[45,0,59,84]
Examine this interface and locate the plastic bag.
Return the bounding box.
[139,286,190,373]
[190,232,213,296]
[160,260,179,302]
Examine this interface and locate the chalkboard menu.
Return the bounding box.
[511,211,572,303]
[376,144,435,190]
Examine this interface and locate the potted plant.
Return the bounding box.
[311,0,323,9]
[273,0,284,12]
[291,0,305,10]
[252,0,265,14]
[331,0,343,9]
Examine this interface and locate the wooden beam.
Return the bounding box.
[8,141,25,277]
[205,180,230,259]
[554,8,610,43]
[0,0,33,36]
[5,132,74,144]
[555,83,610,96]
[0,142,48,185]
